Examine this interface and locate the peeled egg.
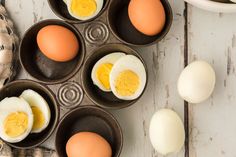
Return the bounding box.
[67,0,104,21]
[178,60,216,104]
[0,97,33,143]
[149,109,185,155]
[128,0,166,36]
[109,55,146,100]
[20,89,51,133]
[66,132,112,157]
[91,52,126,92]
[37,25,79,62]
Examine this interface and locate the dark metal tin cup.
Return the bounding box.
[47,0,111,24]
[107,0,173,47]
[19,19,85,84]
[55,105,123,157]
[0,80,60,149]
[82,43,148,109]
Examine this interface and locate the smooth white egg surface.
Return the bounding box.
[20,89,51,133]
[0,97,33,143]
[67,0,104,21]
[91,52,126,92]
[149,109,185,155]
[178,60,216,104]
[109,55,146,100]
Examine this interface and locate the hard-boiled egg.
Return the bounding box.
[91,52,126,92]
[178,60,216,104]
[20,89,51,133]
[67,0,104,21]
[149,109,185,155]
[0,97,33,143]
[109,55,146,100]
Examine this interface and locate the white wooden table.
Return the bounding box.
[5,0,236,157]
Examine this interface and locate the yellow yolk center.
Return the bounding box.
[31,106,45,130]
[96,63,113,90]
[71,0,97,17]
[115,70,140,96]
[4,112,28,138]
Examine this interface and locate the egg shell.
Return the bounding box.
[149,109,185,155]
[37,25,79,62]
[20,89,51,133]
[128,0,166,36]
[177,60,216,104]
[0,97,34,143]
[109,55,146,100]
[66,132,112,157]
[91,52,126,92]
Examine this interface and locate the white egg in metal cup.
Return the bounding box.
[109,55,147,100]
[66,0,104,21]
[0,97,33,143]
[91,52,126,92]
[20,89,51,133]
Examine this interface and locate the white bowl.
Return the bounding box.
[184,0,236,13]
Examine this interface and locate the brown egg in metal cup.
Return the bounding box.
[55,105,123,157]
[107,0,173,46]
[47,0,111,23]
[82,44,148,109]
[19,19,85,84]
[0,80,59,149]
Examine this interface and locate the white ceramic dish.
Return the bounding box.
[184,0,236,13]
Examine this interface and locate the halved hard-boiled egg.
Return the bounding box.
[91,52,126,92]
[110,55,147,100]
[66,0,104,21]
[0,97,33,143]
[20,89,51,133]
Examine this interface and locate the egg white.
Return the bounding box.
[0,97,33,143]
[109,55,147,100]
[67,0,104,21]
[91,52,126,92]
[149,109,185,155]
[20,89,51,133]
[177,60,216,104]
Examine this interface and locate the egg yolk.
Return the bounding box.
[115,70,140,96]
[71,0,97,17]
[4,112,28,138]
[31,106,45,130]
[96,63,113,90]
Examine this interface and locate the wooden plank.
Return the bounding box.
[5,0,186,156]
[187,5,236,157]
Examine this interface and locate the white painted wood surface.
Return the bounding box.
[187,5,236,157]
[6,0,236,157]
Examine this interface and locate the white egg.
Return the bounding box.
[91,52,126,92]
[230,0,236,3]
[149,109,185,155]
[178,60,216,104]
[0,97,33,143]
[67,0,104,21]
[109,55,146,100]
[20,89,51,133]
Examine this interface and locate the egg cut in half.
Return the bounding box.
[67,0,104,21]
[0,97,33,143]
[109,55,147,100]
[91,52,126,92]
[20,89,51,133]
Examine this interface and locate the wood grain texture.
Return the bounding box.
[5,0,186,156]
[187,5,236,157]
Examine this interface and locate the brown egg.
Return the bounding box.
[66,132,112,157]
[128,0,166,36]
[37,25,79,62]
